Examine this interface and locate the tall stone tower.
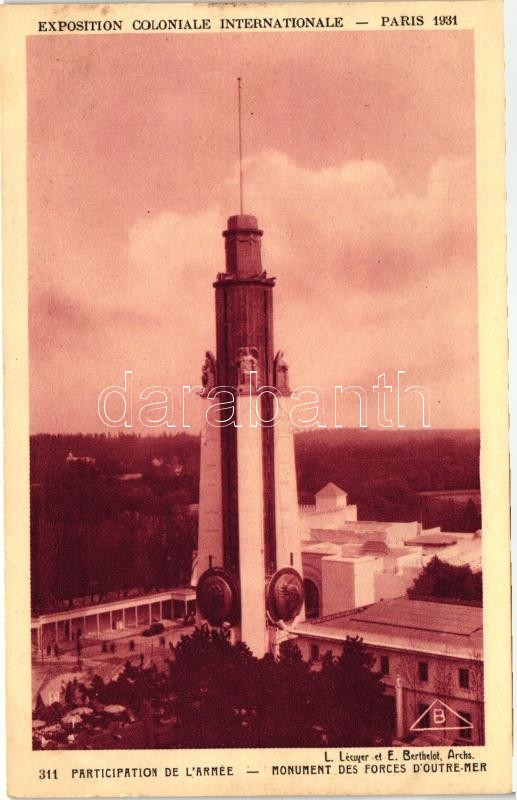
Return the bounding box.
[196,214,304,657]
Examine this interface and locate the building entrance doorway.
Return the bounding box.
[303,579,320,619]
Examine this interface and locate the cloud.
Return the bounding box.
[30,150,478,431]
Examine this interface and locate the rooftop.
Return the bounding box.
[405,533,459,547]
[418,489,481,497]
[301,541,341,555]
[349,598,481,636]
[295,597,483,660]
[315,482,347,498]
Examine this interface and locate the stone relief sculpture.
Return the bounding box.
[274,350,290,393]
[237,346,258,390]
[201,351,217,391]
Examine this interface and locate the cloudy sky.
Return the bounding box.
[28,29,477,432]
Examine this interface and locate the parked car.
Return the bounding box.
[142,622,165,637]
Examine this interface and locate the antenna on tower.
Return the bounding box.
[237,77,244,214]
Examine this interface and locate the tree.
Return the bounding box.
[408,556,482,603]
[79,628,397,748]
[34,692,47,722]
[462,498,481,532]
[169,626,259,747]
[316,637,394,746]
[255,640,320,747]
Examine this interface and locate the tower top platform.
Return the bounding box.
[222,213,264,276]
[224,214,263,233]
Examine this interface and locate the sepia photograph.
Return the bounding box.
[27,21,486,752]
[1,1,511,796]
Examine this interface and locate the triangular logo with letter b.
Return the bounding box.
[410,699,473,732]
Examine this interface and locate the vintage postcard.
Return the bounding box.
[1,0,511,796]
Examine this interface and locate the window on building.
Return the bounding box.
[380,655,390,676]
[459,711,472,740]
[418,661,429,682]
[417,703,430,728]
[310,644,320,663]
[459,668,470,689]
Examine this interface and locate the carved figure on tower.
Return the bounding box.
[274,350,290,395]
[237,347,258,391]
[201,351,217,391]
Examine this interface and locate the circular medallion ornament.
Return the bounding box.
[196,568,239,627]
[266,567,305,624]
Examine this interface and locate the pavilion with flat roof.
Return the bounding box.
[294,597,484,745]
[31,587,196,652]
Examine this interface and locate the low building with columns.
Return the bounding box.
[31,588,196,652]
[295,596,484,745]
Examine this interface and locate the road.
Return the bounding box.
[32,622,195,708]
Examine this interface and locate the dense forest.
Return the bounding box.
[294,428,480,524]
[30,429,481,614]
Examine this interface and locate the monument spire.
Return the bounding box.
[196,149,304,657]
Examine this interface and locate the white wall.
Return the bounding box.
[274,400,303,581]
[315,494,347,513]
[321,556,377,615]
[237,395,268,657]
[196,411,223,575]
